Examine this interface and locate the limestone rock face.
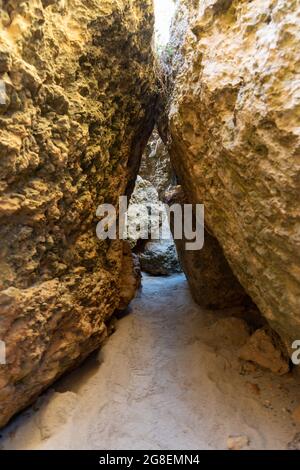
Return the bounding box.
[165,186,248,309]
[139,239,181,276]
[164,0,300,344]
[0,0,156,427]
[127,176,159,246]
[128,176,181,275]
[117,242,141,312]
[139,128,176,199]
[239,328,290,375]
[130,129,180,276]
[129,131,180,276]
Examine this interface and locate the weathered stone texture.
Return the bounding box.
[165,0,300,344]
[165,186,248,309]
[239,328,290,376]
[139,128,176,199]
[0,0,156,427]
[128,176,181,275]
[131,130,180,276]
[139,238,181,276]
[117,242,141,312]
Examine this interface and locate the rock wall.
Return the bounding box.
[128,176,181,276]
[128,129,181,277]
[164,0,300,345]
[165,186,248,309]
[0,0,156,427]
[139,128,176,199]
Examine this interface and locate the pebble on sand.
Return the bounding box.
[227,435,249,450]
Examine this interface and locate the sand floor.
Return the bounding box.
[1,274,300,450]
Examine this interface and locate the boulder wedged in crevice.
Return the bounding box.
[0,0,156,428]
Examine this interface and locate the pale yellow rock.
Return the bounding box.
[140,128,175,199]
[164,0,300,344]
[0,0,156,427]
[239,328,290,375]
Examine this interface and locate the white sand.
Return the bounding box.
[1,274,300,450]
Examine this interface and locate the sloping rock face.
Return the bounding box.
[164,0,300,345]
[0,0,156,427]
[165,186,248,309]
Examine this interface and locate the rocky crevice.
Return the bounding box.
[0,0,299,432]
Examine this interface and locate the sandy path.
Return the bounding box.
[1,274,299,450]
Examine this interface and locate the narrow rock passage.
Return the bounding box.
[1,275,299,450]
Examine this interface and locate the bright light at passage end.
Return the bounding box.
[154,0,176,47]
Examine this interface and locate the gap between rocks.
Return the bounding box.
[0,0,299,450]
